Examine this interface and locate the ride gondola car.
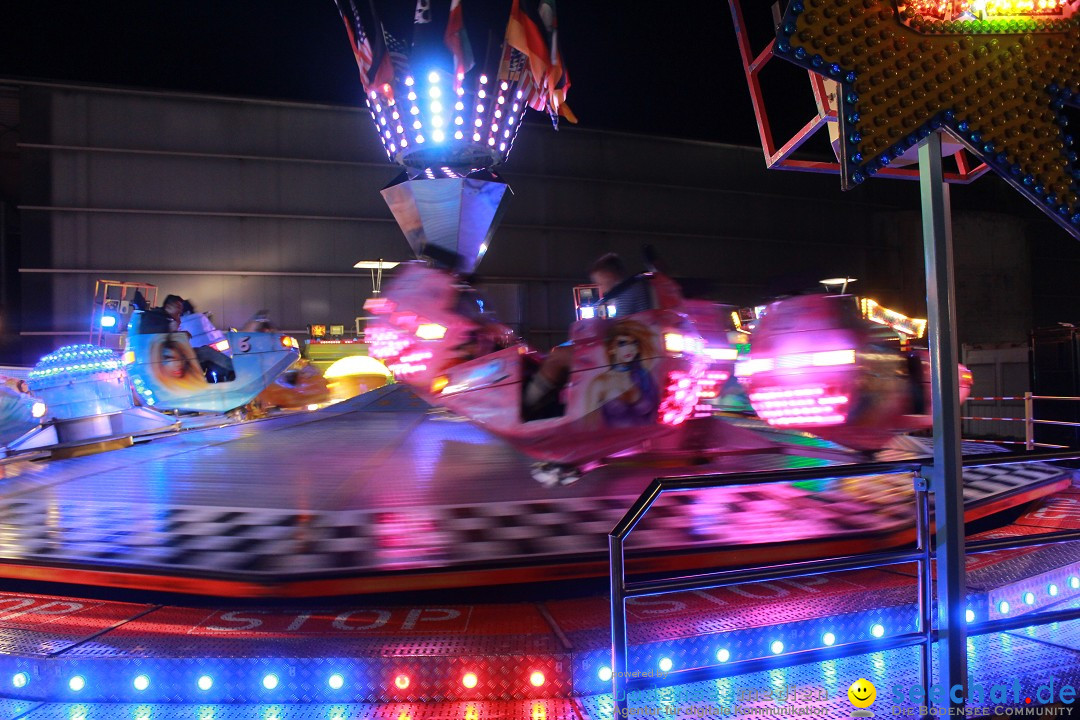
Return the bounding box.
[366,262,771,485]
[123,312,300,414]
[741,293,972,450]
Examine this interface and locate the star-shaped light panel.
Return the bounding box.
[774,0,1080,237]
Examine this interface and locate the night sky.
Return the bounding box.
[0,0,797,147]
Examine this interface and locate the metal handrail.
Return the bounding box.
[968,395,1080,401]
[608,449,1080,715]
[963,392,1080,450]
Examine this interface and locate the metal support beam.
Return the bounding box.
[919,132,968,710]
[610,534,629,718]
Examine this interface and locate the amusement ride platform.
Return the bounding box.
[0,384,1070,597]
[0,385,1075,717]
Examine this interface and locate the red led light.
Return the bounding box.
[529,671,545,687]
[394,674,410,690]
[462,672,478,689]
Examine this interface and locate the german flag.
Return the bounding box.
[504,0,575,124]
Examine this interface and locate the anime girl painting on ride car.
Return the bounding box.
[151,335,209,392]
[585,319,660,428]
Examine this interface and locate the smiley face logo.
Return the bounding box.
[848,678,876,708]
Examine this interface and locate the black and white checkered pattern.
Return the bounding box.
[0,460,1068,581]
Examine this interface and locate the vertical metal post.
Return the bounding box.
[1024,391,1035,450]
[914,477,933,704]
[610,533,629,718]
[919,132,968,710]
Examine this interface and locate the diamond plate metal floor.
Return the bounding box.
[7,700,584,719]
[0,385,1071,596]
[579,632,1080,719]
[0,508,1074,712]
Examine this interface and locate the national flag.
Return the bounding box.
[498,44,541,111]
[384,28,412,82]
[414,0,431,24]
[361,0,405,100]
[504,0,575,124]
[333,0,375,91]
[410,0,451,79]
[444,0,475,89]
[538,0,574,123]
[505,0,550,97]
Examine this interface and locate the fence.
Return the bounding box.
[608,450,1080,716]
[963,393,1080,450]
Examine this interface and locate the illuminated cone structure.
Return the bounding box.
[332,0,563,269]
[381,170,512,273]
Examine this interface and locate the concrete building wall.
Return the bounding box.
[2,80,1077,365]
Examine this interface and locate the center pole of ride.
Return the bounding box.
[919,131,967,714]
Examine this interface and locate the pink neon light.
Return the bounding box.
[750,387,824,401]
[659,369,703,426]
[388,350,433,376]
[750,386,851,427]
[769,414,845,426]
[368,326,412,360]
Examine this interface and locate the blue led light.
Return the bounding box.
[966,609,975,623]
[1023,592,1036,605]
[11,672,27,688]
[998,601,1010,614]
[658,657,673,672]
[328,673,344,690]
[101,315,117,328]
[1049,584,1060,596]
[69,676,85,692]
[263,674,279,690]
[598,666,613,682]
[133,675,150,691]
[28,345,123,386]
[870,624,885,638]
[771,640,784,655]
[1070,577,1079,589]
[716,648,730,662]
[197,675,213,691]
[822,632,836,646]
[428,70,439,84]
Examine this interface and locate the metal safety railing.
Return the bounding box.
[608,450,1080,716]
[963,393,1080,450]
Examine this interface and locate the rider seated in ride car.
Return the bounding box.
[523,253,654,419]
[141,295,236,382]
